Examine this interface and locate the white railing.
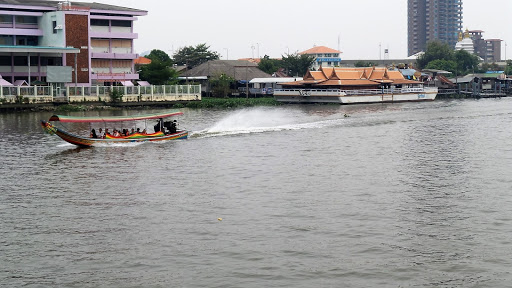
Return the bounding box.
[0,84,202,104]
[275,86,436,96]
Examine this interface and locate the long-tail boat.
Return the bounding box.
[41,110,188,147]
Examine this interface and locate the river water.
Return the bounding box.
[1,99,512,287]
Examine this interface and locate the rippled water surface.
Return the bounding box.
[1,99,512,287]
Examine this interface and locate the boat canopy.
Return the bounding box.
[48,110,183,123]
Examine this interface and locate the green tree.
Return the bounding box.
[139,49,177,85]
[425,59,457,74]
[479,62,502,73]
[173,43,219,68]
[281,53,316,77]
[210,73,235,98]
[258,55,282,75]
[417,41,481,75]
[146,49,172,65]
[354,61,377,67]
[505,60,512,75]
[454,49,479,75]
[417,41,454,69]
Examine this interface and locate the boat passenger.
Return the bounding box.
[131,128,135,135]
[103,128,109,138]
[142,129,147,134]
[170,120,177,133]
[90,129,98,139]
[113,129,121,137]
[136,128,141,134]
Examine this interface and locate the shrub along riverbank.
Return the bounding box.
[179,97,281,109]
[0,97,282,112]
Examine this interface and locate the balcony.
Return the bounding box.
[90,30,138,39]
[91,52,138,60]
[91,72,139,81]
[0,28,43,36]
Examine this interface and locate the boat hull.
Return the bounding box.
[274,88,438,104]
[41,121,188,147]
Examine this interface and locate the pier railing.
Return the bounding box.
[0,84,202,104]
[274,87,438,96]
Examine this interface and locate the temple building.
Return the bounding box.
[455,29,475,54]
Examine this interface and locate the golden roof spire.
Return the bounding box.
[464,28,470,39]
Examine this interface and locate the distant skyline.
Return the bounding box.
[80,0,511,60]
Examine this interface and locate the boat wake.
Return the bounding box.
[190,108,346,138]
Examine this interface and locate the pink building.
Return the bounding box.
[0,0,147,85]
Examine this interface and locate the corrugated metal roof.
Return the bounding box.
[250,77,303,84]
[183,60,271,81]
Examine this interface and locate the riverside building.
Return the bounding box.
[408,0,463,56]
[0,0,147,86]
[299,46,342,70]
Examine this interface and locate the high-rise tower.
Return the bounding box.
[408,0,463,56]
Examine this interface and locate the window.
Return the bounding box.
[29,56,38,66]
[14,56,28,66]
[15,16,37,25]
[53,21,57,34]
[91,19,109,26]
[0,15,13,24]
[41,57,62,66]
[0,56,11,66]
[0,35,13,45]
[16,36,38,46]
[111,20,131,27]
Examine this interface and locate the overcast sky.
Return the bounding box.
[81,0,511,60]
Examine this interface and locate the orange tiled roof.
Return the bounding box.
[317,79,380,86]
[307,71,328,81]
[134,57,151,65]
[386,71,405,80]
[282,66,413,88]
[299,46,341,55]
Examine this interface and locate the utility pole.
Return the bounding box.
[505,42,507,61]
[28,53,31,86]
[245,61,248,99]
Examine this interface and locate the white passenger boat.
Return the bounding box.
[274,67,437,104]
